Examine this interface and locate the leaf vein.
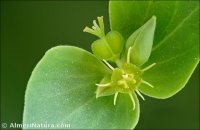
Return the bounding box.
[156,47,195,65]
[61,97,95,123]
[152,6,198,52]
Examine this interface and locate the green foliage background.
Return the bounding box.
[1,1,199,129]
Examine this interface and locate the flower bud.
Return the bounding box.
[106,31,124,55]
[91,38,112,60]
[84,16,124,61]
[91,31,124,61]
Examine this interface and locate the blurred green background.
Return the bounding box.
[1,1,199,129]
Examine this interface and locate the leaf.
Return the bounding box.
[23,46,140,129]
[126,16,156,66]
[110,1,199,98]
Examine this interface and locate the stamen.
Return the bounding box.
[114,92,118,105]
[117,80,129,89]
[96,83,111,87]
[128,92,136,110]
[103,59,114,71]
[142,63,156,72]
[135,89,145,100]
[141,79,154,88]
[127,47,132,63]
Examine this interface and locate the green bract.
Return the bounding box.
[23,1,199,129]
[126,16,156,66]
[23,46,140,129]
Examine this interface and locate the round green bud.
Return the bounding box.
[91,31,124,61]
[91,38,112,60]
[105,31,124,55]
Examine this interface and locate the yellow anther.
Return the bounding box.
[117,80,124,85]
[128,73,134,78]
[132,79,136,84]
[124,83,129,89]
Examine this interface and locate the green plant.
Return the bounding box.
[83,16,156,110]
[23,1,199,129]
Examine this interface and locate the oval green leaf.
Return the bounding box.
[23,46,140,129]
[110,1,199,98]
